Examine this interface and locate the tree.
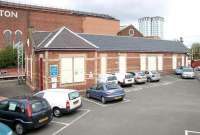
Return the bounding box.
[191,43,200,60]
[0,46,17,68]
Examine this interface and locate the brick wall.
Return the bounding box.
[117,25,143,37]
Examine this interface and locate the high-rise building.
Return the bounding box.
[138,16,164,39]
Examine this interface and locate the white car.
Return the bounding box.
[114,72,135,86]
[181,68,195,79]
[97,74,118,84]
[34,89,82,117]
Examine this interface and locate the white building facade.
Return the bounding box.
[138,16,164,39]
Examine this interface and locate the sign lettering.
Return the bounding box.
[0,9,18,18]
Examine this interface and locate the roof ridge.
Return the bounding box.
[62,27,98,49]
[44,27,65,48]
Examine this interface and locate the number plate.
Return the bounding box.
[115,96,122,100]
[39,117,48,123]
[73,100,79,105]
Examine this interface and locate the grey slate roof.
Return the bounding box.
[32,27,97,51]
[0,1,118,21]
[78,34,188,53]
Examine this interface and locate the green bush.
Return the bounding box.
[0,46,17,68]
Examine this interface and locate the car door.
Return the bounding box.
[0,100,11,125]
[95,84,104,100]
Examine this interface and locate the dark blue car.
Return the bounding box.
[86,83,125,104]
[0,122,16,135]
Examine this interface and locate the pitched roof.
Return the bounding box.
[78,34,188,53]
[0,1,118,21]
[118,24,144,37]
[32,27,97,51]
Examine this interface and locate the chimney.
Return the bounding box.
[180,37,184,43]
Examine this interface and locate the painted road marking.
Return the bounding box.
[52,109,90,135]
[82,97,131,107]
[185,130,200,135]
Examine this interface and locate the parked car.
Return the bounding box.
[128,71,147,84]
[144,71,161,82]
[34,89,82,117]
[0,122,16,135]
[97,74,118,84]
[181,68,195,79]
[114,72,134,86]
[0,96,52,135]
[175,66,187,75]
[86,83,125,104]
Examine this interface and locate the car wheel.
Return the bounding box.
[15,123,25,135]
[86,93,90,98]
[101,97,106,104]
[53,107,62,117]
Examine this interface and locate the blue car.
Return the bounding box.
[86,83,125,104]
[175,66,186,75]
[0,122,16,135]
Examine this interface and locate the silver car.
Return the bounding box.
[145,71,161,82]
[181,68,195,79]
[129,72,147,84]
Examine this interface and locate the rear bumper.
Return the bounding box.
[104,94,125,102]
[60,103,82,114]
[182,75,195,79]
[150,77,160,81]
[135,79,147,83]
[25,115,53,129]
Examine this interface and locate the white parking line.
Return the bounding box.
[185,130,200,135]
[82,97,131,107]
[82,97,106,107]
[52,109,90,135]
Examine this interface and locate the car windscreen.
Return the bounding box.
[137,72,145,76]
[151,71,158,74]
[107,76,117,81]
[105,83,120,90]
[69,92,80,100]
[125,74,134,79]
[31,100,49,113]
[183,68,193,72]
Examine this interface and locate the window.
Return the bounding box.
[96,84,104,91]
[68,92,80,100]
[181,55,185,66]
[119,56,126,73]
[35,92,44,98]
[61,57,85,84]
[140,56,146,71]
[129,29,134,36]
[0,101,9,111]
[15,30,22,43]
[3,30,12,46]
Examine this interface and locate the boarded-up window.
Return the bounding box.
[101,56,107,74]
[148,56,157,71]
[140,56,146,71]
[61,58,73,83]
[119,56,126,73]
[158,56,163,71]
[74,57,85,82]
[182,55,185,66]
[172,55,177,69]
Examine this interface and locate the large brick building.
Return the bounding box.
[27,27,188,91]
[0,1,119,48]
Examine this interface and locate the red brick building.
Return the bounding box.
[26,27,188,91]
[117,25,143,37]
[0,1,119,48]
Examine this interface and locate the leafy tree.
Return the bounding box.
[191,43,200,60]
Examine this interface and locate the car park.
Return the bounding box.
[175,66,187,75]
[86,83,125,104]
[144,71,161,82]
[181,68,195,79]
[97,74,118,84]
[34,89,82,117]
[128,71,147,84]
[0,96,52,135]
[0,122,16,135]
[114,72,134,86]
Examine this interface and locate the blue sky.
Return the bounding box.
[4,0,200,47]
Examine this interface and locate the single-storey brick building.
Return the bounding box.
[26,27,188,91]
